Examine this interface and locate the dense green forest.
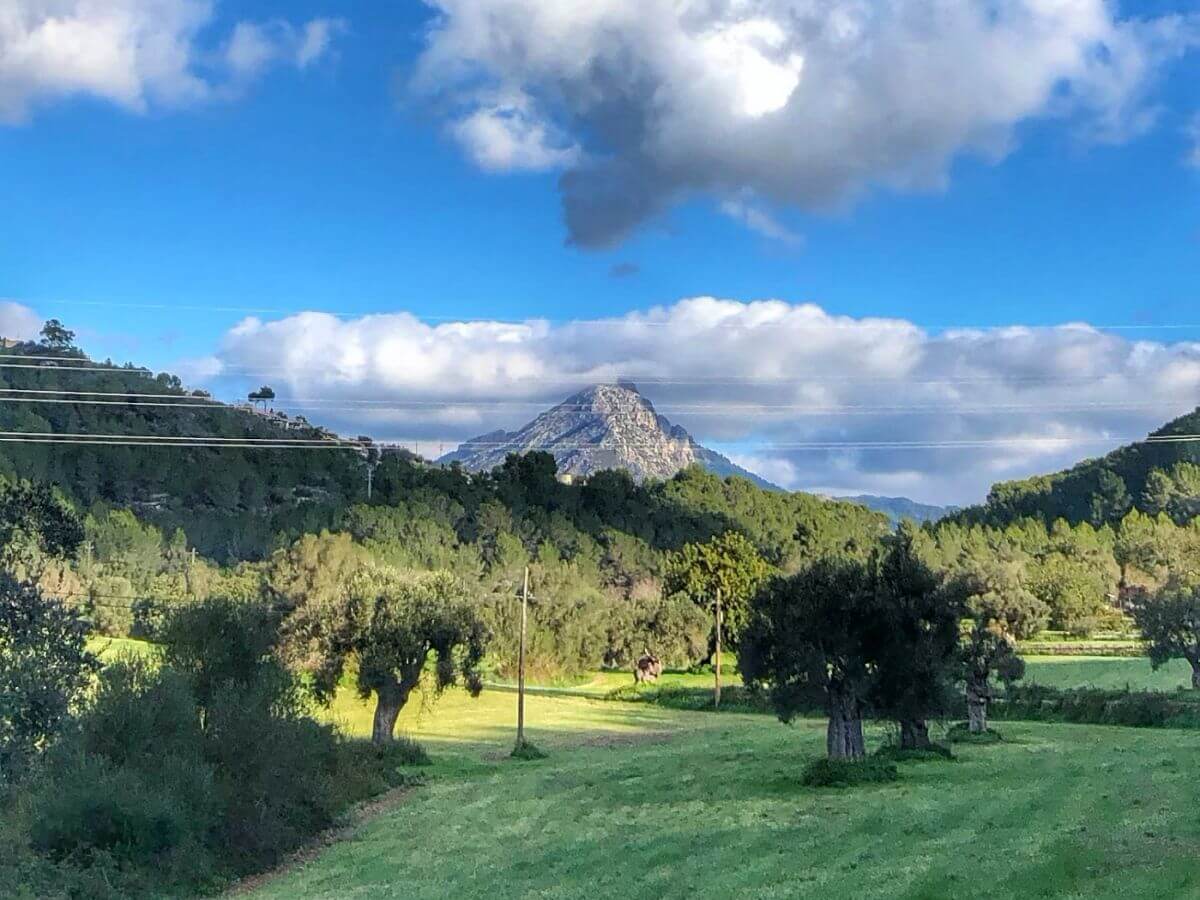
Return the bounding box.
[13,325,1200,674]
[952,406,1200,528]
[0,338,370,559]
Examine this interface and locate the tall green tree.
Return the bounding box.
[0,483,93,783]
[38,319,75,350]
[0,576,96,784]
[663,531,769,656]
[1131,577,1200,689]
[0,482,85,577]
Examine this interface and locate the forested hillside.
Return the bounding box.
[0,336,372,558]
[952,406,1200,528]
[3,324,888,570]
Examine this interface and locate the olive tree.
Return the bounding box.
[286,566,487,745]
[949,561,1036,733]
[740,556,881,760]
[1132,577,1200,689]
[871,525,962,751]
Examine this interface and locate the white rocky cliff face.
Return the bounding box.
[440,382,769,485]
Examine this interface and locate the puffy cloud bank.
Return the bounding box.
[0,1,342,123]
[202,298,1200,505]
[414,0,1199,246]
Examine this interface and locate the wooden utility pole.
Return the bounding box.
[714,587,722,709]
[516,566,529,748]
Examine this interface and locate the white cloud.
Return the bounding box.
[414,0,1200,246]
[1187,113,1200,167]
[0,301,41,340]
[225,17,344,80]
[0,2,343,124]
[451,92,581,172]
[720,197,802,246]
[203,298,1200,506]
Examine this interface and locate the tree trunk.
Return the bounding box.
[826,689,865,760]
[1190,660,1200,691]
[966,675,989,734]
[371,681,412,746]
[899,719,932,750]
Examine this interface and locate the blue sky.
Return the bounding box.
[4,1,1200,503]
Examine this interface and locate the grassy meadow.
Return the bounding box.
[493,653,1196,697]
[85,635,1200,898]
[245,688,1200,900]
[1021,656,1195,692]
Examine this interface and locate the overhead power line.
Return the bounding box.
[0,356,1183,386]
[0,430,1197,452]
[0,386,1195,417]
[25,296,1200,332]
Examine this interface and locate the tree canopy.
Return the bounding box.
[285,566,487,745]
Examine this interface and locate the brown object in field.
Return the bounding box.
[633,652,664,684]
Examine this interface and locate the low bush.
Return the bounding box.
[606,684,776,714]
[994,684,1200,728]
[4,599,419,897]
[800,757,898,788]
[1015,642,1146,657]
[332,738,431,808]
[875,743,955,763]
[510,740,548,761]
[946,723,1004,744]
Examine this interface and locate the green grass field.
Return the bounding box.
[84,635,1200,898]
[245,686,1200,900]
[501,654,1193,698]
[1021,656,1194,691]
[86,635,156,660]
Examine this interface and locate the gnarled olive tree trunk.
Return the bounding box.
[371,679,415,746]
[826,687,865,760]
[1190,658,1200,690]
[899,719,932,750]
[966,674,990,734]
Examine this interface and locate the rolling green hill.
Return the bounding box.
[0,340,370,558]
[953,406,1200,528]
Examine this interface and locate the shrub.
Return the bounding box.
[800,757,898,788]
[510,740,548,761]
[607,683,778,714]
[8,599,411,896]
[332,738,432,808]
[946,723,1004,744]
[30,758,195,864]
[875,742,955,762]
[994,684,1200,729]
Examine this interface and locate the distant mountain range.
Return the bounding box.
[840,495,956,524]
[440,382,776,489]
[440,383,952,519]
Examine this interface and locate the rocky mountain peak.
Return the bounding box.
[439,382,776,487]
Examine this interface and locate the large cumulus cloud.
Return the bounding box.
[413,0,1199,246]
[0,1,343,123]
[198,298,1200,505]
